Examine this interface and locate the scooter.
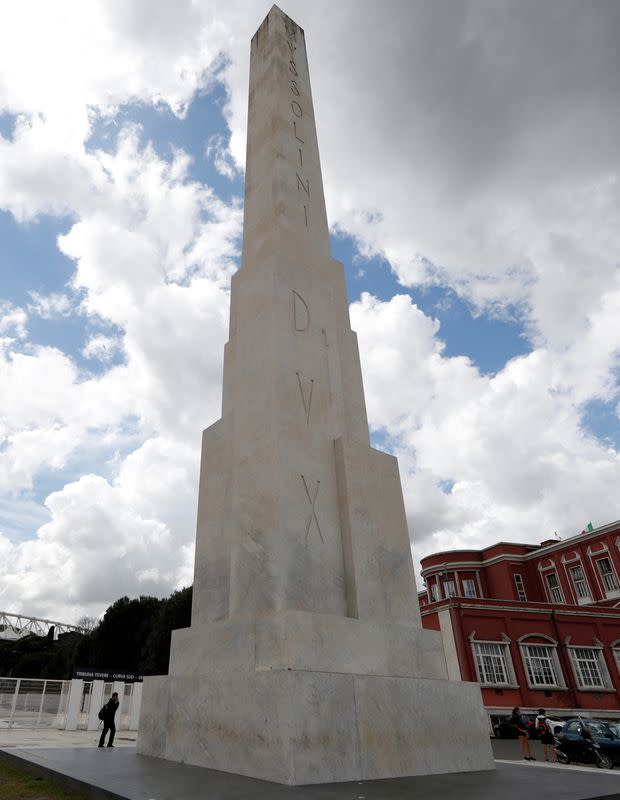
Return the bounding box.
[555,728,613,769]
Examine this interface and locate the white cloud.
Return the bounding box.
[81,334,121,362]
[222,1,620,356]
[0,337,137,493]
[350,293,620,566]
[1,435,197,619]
[0,59,240,617]
[28,292,73,319]
[0,0,618,621]
[0,302,27,339]
[206,134,240,180]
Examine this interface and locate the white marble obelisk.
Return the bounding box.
[138,6,494,784]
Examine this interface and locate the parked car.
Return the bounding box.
[493,713,566,739]
[535,717,566,737]
[607,722,620,738]
[493,713,537,739]
[556,719,620,766]
[548,718,566,735]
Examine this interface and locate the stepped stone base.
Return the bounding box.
[137,613,494,785]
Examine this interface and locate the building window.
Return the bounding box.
[522,644,561,687]
[472,642,509,685]
[444,580,456,598]
[514,573,527,601]
[568,648,606,689]
[463,579,477,598]
[612,647,620,675]
[569,564,590,600]
[430,582,439,602]
[596,557,618,593]
[545,571,564,603]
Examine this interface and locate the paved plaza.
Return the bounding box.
[2,733,620,799]
[0,727,137,749]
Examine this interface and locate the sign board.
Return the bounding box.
[73,667,143,682]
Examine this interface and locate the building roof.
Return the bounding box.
[420,519,620,577]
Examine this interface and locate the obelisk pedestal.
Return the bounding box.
[138,5,494,784]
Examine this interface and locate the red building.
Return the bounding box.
[419,520,620,726]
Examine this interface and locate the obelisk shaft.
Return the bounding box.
[242,6,330,269]
[191,5,422,624]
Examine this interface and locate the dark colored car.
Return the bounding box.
[493,714,537,739]
[557,719,620,765]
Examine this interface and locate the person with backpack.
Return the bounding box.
[98,692,120,748]
[510,706,534,760]
[536,708,557,761]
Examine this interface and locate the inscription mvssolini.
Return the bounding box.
[292,290,309,331]
[285,22,309,227]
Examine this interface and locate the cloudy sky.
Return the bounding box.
[1,1,619,623]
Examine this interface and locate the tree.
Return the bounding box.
[85,595,162,673]
[1,587,194,679]
[76,615,98,634]
[0,631,85,679]
[141,587,192,674]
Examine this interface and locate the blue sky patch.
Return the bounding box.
[582,397,620,449]
[1,211,76,304]
[331,228,531,376]
[0,112,18,140]
[87,82,243,205]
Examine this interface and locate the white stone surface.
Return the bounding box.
[86,680,104,731]
[139,5,494,784]
[138,670,493,784]
[138,676,169,759]
[129,682,142,731]
[169,611,447,680]
[353,675,493,778]
[438,606,462,681]
[64,679,82,732]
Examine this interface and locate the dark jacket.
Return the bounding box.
[510,712,528,736]
[104,697,119,722]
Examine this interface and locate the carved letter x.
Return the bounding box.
[301,474,323,542]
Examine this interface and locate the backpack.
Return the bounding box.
[537,716,549,736]
[98,704,107,721]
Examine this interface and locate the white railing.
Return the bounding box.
[0,677,68,729]
[0,677,142,731]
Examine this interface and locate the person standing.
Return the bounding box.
[511,706,535,760]
[98,692,120,748]
[536,708,557,761]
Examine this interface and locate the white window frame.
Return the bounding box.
[595,556,620,596]
[544,570,564,604]
[514,573,527,602]
[444,580,456,598]
[568,563,591,604]
[567,645,612,691]
[518,636,566,690]
[462,578,477,598]
[470,636,518,688]
[609,640,620,678]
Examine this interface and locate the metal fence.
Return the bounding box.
[0,677,69,729]
[0,677,141,730]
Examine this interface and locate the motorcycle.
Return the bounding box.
[555,729,613,769]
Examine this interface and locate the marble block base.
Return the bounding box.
[138,667,494,785]
[168,610,449,680]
